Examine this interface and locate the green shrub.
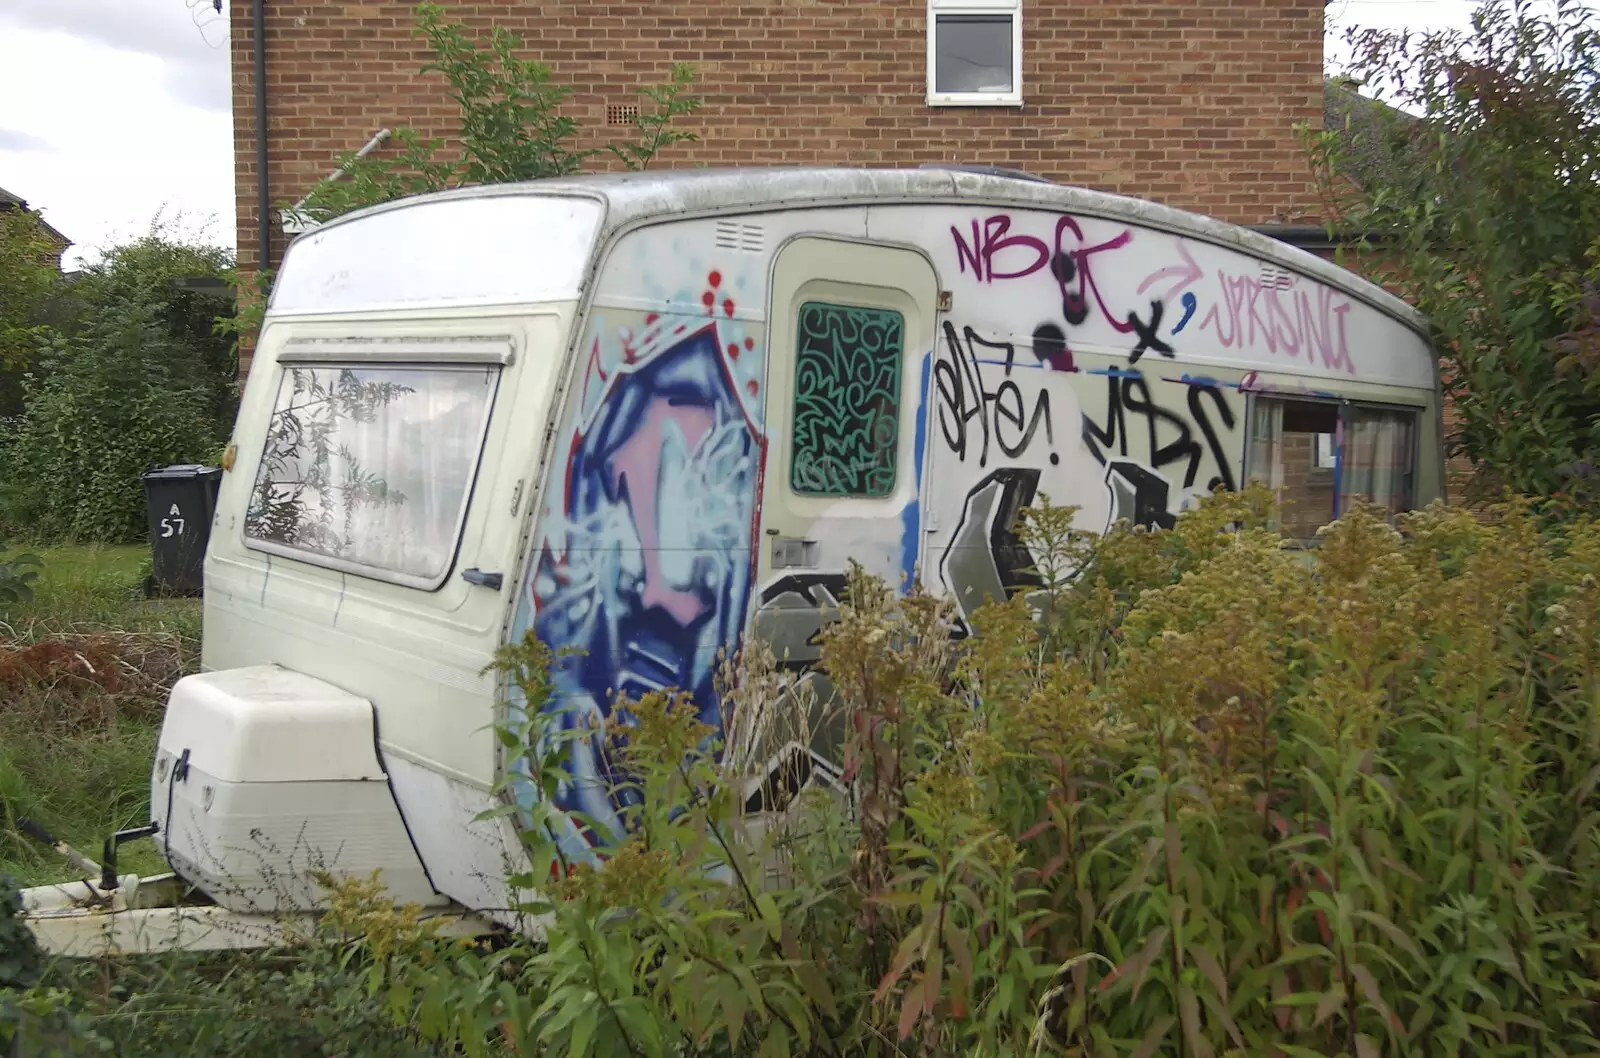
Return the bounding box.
[0,221,235,544]
[340,488,1600,1057]
[1309,1,1600,513]
[289,3,702,232]
[0,307,224,542]
[0,538,39,607]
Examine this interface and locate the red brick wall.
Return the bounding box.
[230,0,1327,279]
[1275,431,1337,538]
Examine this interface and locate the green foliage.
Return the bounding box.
[602,63,705,174]
[13,496,1598,1056]
[0,537,40,607]
[0,877,112,1056]
[222,3,701,352]
[1308,0,1600,514]
[9,921,452,1057]
[0,223,236,542]
[291,3,701,231]
[326,487,1599,1057]
[0,876,42,992]
[0,206,63,374]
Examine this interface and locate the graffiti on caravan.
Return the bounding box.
[1141,247,1358,376]
[1196,269,1357,375]
[951,214,1175,364]
[938,468,1043,632]
[1080,368,1239,497]
[525,320,763,852]
[934,320,1058,468]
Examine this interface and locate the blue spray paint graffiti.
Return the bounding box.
[511,322,763,861]
[900,352,932,588]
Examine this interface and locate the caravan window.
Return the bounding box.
[1247,396,1419,540]
[789,301,905,499]
[243,363,499,589]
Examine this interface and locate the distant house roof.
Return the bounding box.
[0,185,70,253]
[1322,77,1421,192]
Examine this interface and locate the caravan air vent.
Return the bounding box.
[1258,263,1295,290]
[715,220,765,253]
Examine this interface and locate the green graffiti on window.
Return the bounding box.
[790,301,905,498]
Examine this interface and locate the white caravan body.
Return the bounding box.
[155,168,1441,927]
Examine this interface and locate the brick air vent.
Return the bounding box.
[715,220,765,253]
[606,104,640,126]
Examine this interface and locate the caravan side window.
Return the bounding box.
[789,301,905,499]
[244,363,499,589]
[1247,396,1418,540]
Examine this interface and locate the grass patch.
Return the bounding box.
[2,542,201,638]
[0,543,195,885]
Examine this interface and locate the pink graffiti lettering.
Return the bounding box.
[951,216,1051,282]
[951,213,1172,359]
[1052,216,1137,335]
[952,214,1139,334]
[1199,271,1355,375]
[1137,243,1203,302]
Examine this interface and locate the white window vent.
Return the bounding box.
[715,220,765,253]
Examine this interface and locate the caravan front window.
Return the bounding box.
[244,363,499,589]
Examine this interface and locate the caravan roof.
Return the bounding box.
[272,166,1427,334]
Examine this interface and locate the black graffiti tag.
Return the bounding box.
[935,322,1056,468]
[1127,299,1175,364]
[1081,372,1237,492]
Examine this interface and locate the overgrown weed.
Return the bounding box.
[288,486,1600,1057]
[6,490,1598,1057]
[0,545,192,884]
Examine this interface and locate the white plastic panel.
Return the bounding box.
[269,195,603,316]
[151,755,442,913]
[383,755,538,933]
[160,666,385,784]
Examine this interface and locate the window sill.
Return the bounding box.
[926,94,1024,108]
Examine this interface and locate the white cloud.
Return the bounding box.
[0,0,233,268]
[0,129,52,153]
[1,0,230,114]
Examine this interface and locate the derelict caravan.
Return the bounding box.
[17,167,1442,953]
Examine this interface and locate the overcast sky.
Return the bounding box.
[0,0,1518,269]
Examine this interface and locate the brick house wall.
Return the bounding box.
[230,0,1327,281]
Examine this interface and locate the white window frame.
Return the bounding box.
[927,0,1023,107]
[1314,432,1339,470]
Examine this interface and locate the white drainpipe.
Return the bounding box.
[279,127,393,235]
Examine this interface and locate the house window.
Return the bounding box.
[244,362,499,589]
[1247,397,1418,540]
[790,301,905,498]
[928,0,1023,107]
